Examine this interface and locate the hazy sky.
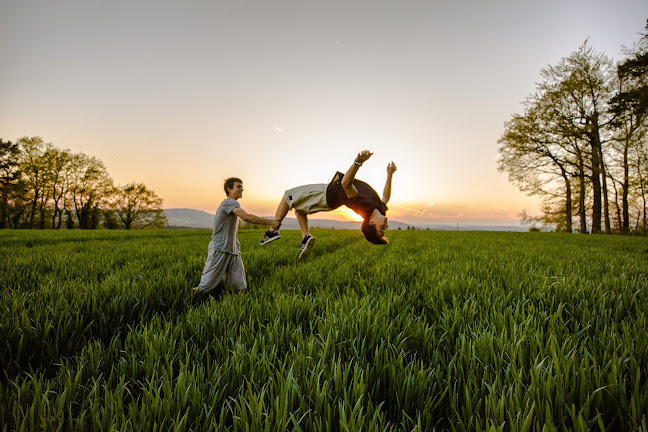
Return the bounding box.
[1,1,646,225]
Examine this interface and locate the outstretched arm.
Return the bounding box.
[342,150,373,198]
[232,207,281,230]
[382,161,397,204]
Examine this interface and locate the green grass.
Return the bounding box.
[1,229,647,431]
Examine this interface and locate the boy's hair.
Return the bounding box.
[224,177,243,196]
[361,218,388,245]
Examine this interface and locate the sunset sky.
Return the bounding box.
[1,1,645,226]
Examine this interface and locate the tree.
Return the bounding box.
[609,19,648,234]
[498,41,616,234]
[112,182,167,229]
[68,153,113,229]
[498,88,581,233]
[541,42,616,233]
[0,139,23,229]
[613,19,648,124]
[17,137,47,229]
[42,146,72,229]
[3,136,168,230]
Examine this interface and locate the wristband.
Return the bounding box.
[354,160,363,167]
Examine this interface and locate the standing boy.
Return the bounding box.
[193,177,281,295]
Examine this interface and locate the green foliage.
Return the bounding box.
[498,27,648,235]
[111,182,167,230]
[0,136,167,230]
[1,229,647,431]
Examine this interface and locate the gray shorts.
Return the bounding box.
[284,184,331,214]
[197,247,246,293]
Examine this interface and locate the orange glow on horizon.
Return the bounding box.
[335,208,364,222]
[162,193,538,226]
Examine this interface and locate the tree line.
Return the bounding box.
[498,20,648,234]
[0,136,167,230]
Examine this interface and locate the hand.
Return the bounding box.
[355,150,373,164]
[270,219,282,231]
[387,161,397,175]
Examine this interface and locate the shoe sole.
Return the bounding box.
[260,234,281,245]
[299,236,315,260]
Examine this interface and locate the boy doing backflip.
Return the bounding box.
[261,150,397,259]
[193,177,281,296]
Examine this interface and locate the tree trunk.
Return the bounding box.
[0,192,7,229]
[611,179,621,231]
[589,128,603,234]
[562,169,573,233]
[565,174,573,234]
[622,144,630,234]
[39,194,46,229]
[642,177,647,233]
[12,208,25,228]
[51,194,65,229]
[577,150,588,233]
[28,192,38,229]
[600,149,612,234]
[51,207,58,229]
[57,208,64,229]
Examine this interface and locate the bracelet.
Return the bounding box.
[354,160,363,167]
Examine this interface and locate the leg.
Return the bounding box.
[195,247,229,294]
[261,195,290,245]
[296,211,315,260]
[296,211,309,239]
[274,198,290,230]
[226,254,247,292]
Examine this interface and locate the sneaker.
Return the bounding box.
[261,230,281,245]
[299,234,316,260]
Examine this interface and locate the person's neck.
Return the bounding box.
[369,208,383,219]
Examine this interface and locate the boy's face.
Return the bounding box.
[371,214,389,237]
[228,182,244,199]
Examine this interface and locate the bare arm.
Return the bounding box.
[342,150,373,198]
[232,207,281,230]
[382,161,397,204]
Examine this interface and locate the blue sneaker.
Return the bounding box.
[299,234,315,260]
[261,230,281,245]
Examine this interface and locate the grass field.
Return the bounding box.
[1,229,647,431]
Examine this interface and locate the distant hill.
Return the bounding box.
[164,208,215,229]
[164,208,409,230]
[163,208,525,232]
[418,224,526,232]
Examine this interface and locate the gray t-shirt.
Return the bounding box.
[209,198,241,255]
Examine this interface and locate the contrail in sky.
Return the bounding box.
[273,126,287,134]
[394,202,435,216]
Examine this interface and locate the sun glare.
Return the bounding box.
[340,208,364,222]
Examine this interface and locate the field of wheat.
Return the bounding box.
[1,229,647,431]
